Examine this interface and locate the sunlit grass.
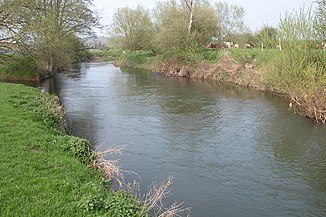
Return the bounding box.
[0,83,145,216]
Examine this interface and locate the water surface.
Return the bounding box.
[53,62,326,217]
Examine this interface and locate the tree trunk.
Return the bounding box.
[185,0,194,34]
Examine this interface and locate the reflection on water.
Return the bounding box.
[54,62,326,217]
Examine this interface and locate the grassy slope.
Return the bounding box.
[0,83,143,216]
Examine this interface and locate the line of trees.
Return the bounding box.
[0,0,99,74]
[109,0,246,52]
[109,0,325,52]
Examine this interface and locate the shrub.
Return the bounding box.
[60,136,95,165]
[0,56,38,79]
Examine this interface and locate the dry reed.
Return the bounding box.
[93,146,191,216]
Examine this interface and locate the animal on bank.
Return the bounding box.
[316,43,326,50]
[223,41,233,49]
[244,44,252,49]
[206,42,219,49]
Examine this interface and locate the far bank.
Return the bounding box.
[96,48,325,125]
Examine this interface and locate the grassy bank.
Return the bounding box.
[0,83,145,216]
[89,48,326,124]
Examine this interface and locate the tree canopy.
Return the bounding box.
[0,0,99,73]
[110,5,153,51]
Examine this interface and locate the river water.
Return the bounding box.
[49,62,326,217]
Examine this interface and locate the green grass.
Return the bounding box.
[120,50,154,65]
[0,83,146,216]
[228,48,280,68]
[199,49,222,63]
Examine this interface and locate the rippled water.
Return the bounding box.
[52,62,326,217]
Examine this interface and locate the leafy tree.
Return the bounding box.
[0,0,99,73]
[152,0,219,51]
[255,26,279,48]
[225,32,255,47]
[214,1,245,42]
[110,5,153,51]
[152,0,188,51]
[0,0,26,53]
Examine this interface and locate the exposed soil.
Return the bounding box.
[154,54,326,125]
[0,74,40,81]
[155,54,266,91]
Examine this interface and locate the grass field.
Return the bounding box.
[0,83,145,216]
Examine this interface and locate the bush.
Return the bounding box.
[120,51,154,65]
[0,55,38,79]
[79,188,147,216]
[159,48,203,65]
[59,136,95,165]
[200,49,221,63]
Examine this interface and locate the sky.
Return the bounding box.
[93,0,315,36]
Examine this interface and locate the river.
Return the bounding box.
[46,62,326,217]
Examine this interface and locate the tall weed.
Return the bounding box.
[265,6,326,123]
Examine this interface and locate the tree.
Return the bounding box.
[255,26,279,48]
[0,0,26,53]
[0,0,99,73]
[152,0,188,51]
[110,5,153,51]
[214,2,245,42]
[152,0,219,51]
[225,32,255,47]
[184,0,194,34]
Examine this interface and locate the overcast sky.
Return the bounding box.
[93,0,315,35]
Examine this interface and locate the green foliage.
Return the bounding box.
[60,136,95,165]
[106,191,147,217]
[264,6,326,122]
[151,0,220,52]
[223,31,256,48]
[0,83,150,215]
[254,26,279,48]
[229,48,279,67]
[0,56,38,79]
[200,49,221,63]
[120,51,154,65]
[314,0,325,40]
[79,188,147,217]
[110,5,153,51]
[0,0,99,74]
[8,86,64,130]
[230,48,258,63]
[160,48,203,65]
[214,1,245,41]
